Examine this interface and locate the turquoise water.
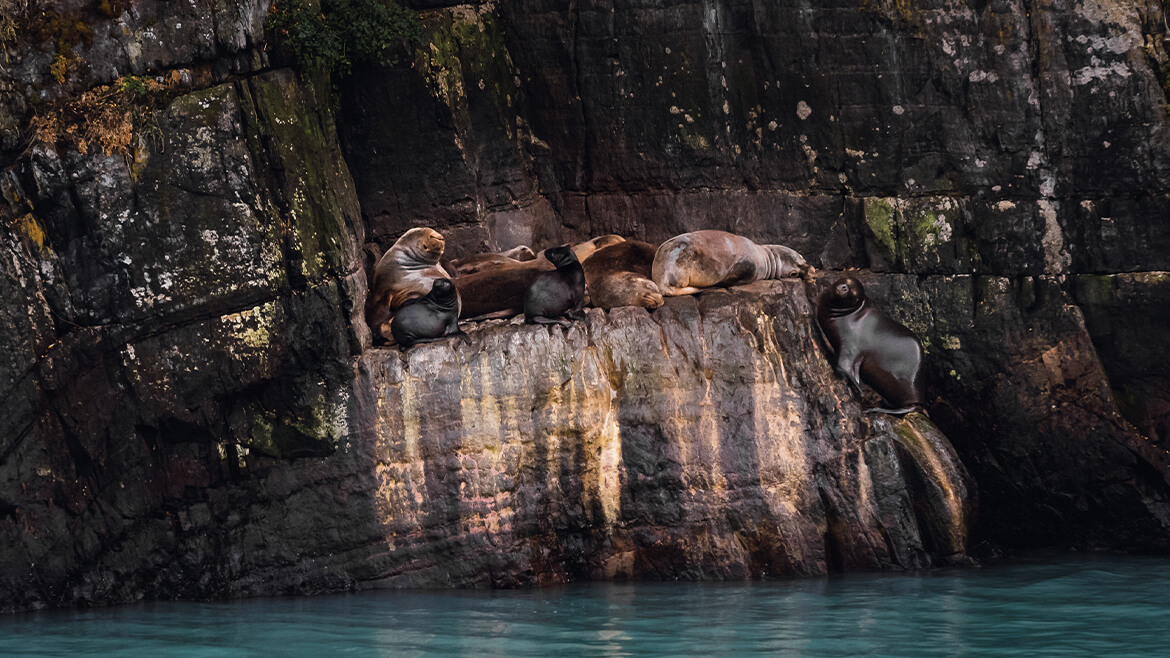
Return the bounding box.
[3,554,1168,656]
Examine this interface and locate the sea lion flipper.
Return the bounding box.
[367,298,392,329]
[529,315,573,328]
[660,285,703,297]
[865,406,923,417]
[401,336,439,349]
[834,351,863,392]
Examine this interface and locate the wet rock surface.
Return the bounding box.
[2,0,1170,611]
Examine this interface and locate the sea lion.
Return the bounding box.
[652,230,811,296]
[454,267,535,320]
[449,246,538,276]
[583,240,664,310]
[573,234,626,262]
[455,239,615,321]
[391,278,464,349]
[537,234,627,265]
[500,245,537,261]
[816,276,926,415]
[525,245,586,325]
[367,228,455,335]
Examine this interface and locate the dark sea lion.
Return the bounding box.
[652,230,811,296]
[583,240,664,310]
[525,245,586,325]
[390,278,464,349]
[816,276,926,415]
[367,228,455,337]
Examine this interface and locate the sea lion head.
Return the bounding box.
[427,277,459,308]
[501,245,537,261]
[766,244,812,279]
[825,276,865,312]
[635,278,665,310]
[545,245,579,269]
[397,227,446,263]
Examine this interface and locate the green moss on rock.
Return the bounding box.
[864,197,897,258]
[415,6,517,132]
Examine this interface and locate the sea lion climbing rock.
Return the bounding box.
[525,245,586,325]
[583,240,664,310]
[652,230,810,296]
[816,276,926,415]
[367,228,455,337]
[390,278,463,349]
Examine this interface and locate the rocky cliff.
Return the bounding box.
[1,0,1169,611]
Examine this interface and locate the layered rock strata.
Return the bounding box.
[2,282,977,610]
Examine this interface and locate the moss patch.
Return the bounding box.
[864,196,959,269]
[265,0,422,75]
[30,71,189,156]
[246,72,355,281]
[415,5,516,136]
[13,212,51,255]
[864,197,897,257]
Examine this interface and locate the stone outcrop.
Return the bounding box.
[1,282,977,610]
[1,0,1170,611]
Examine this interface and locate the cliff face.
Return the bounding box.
[1,0,1169,610]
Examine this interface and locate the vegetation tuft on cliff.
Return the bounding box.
[265,0,422,75]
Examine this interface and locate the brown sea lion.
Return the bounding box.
[816,276,926,415]
[449,246,537,276]
[537,234,627,265]
[574,234,626,262]
[454,260,547,320]
[391,278,464,349]
[500,245,537,261]
[583,240,664,310]
[455,238,619,320]
[525,246,586,325]
[652,230,811,296]
[366,228,455,335]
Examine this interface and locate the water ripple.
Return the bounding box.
[3,554,1169,656]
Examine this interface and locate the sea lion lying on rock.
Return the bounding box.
[816,275,926,416]
[449,246,537,276]
[537,234,627,265]
[391,278,463,349]
[583,240,664,310]
[652,230,810,296]
[573,234,626,262]
[455,237,620,319]
[367,228,455,337]
[526,245,586,326]
[454,259,547,320]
